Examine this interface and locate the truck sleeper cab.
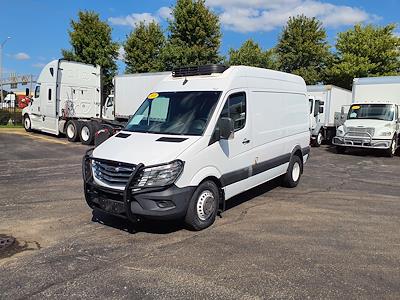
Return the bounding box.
[83,65,310,230]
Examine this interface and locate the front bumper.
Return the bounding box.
[332,135,391,149]
[82,149,195,221]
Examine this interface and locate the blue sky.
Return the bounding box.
[1,0,399,77]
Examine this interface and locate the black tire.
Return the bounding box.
[282,155,303,188]
[65,120,81,142]
[185,181,219,231]
[313,131,323,147]
[336,146,346,154]
[23,114,32,132]
[384,136,397,157]
[79,122,95,145]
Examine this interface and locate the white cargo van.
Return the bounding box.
[307,85,352,145]
[82,65,310,230]
[333,76,400,156]
[22,59,168,145]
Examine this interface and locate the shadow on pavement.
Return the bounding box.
[324,144,393,157]
[92,210,184,234]
[91,177,282,234]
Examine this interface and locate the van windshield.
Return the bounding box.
[125,91,221,136]
[348,104,395,121]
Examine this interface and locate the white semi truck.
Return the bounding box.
[22,59,168,145]
[333,76,400,157]
[307,85,352,146]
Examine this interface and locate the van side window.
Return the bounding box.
[222,92,246,131]
[48,89,52,101]
[34,86,40,98]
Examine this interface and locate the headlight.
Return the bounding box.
[336,129,343,136]
[379,131,392,137]
[133,160,184,187]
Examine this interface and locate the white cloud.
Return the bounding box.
[108,6,172,28]
[108,13,158,28]
[206,0,379,33]
[118,46,125,61]
[14,52,30,60]
[158,6,172,20]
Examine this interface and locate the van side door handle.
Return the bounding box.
[242,138,250,144]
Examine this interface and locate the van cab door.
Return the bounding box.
[217,91,253,198]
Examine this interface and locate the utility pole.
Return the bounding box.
[0,36,11,102]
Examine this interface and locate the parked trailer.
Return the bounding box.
[22,59,168,145]
[333,76,400,157]
[307,85,352,145]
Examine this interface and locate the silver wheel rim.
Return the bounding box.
[317,133,322,145]
[67,124,75,139]
[81,126,90,141]
[292,162,301,182]
[196,190,215,221]
[24,117,30,129]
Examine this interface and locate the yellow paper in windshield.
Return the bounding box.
[352,105,360,110]
[148,92,159,100]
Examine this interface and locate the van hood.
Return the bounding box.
[92,131,201,166]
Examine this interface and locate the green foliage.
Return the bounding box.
[162,0,222,69]
[228,39,278,69]
[327,24,400,89]
[123,21,165,73]
[276,15,331,84]
[62,11,119,94]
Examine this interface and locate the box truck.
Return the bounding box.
[22,59,168,145]
[333,76,400,156]
[83,65,311,230]
[307,85,352,145]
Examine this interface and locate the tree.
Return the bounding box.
[123,21,165,73]
[62,11,119,95]
[327,24,400,89]
[162,0,222,69]
[276,15,331,84]
[228,39,278,69]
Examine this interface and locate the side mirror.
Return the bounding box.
[319,106,324,114]
[25,88,30,97]
[219,117,234,140]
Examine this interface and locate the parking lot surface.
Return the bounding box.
[0,130,399,299]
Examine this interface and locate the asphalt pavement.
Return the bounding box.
[0,129,399,299]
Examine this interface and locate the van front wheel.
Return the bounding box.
[185,181,219,231]
[282,155,303,188]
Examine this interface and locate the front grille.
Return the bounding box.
[92,160,135,187]
[347,127,375,137]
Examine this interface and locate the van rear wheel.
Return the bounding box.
[185,181,219,231]
[80,122,95,145]
[282,155,303,188]
[66,120,81,142]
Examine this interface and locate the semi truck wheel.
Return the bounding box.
[65,120,81,142]
[80,122,95,145]
[185,181,219,231]
[282,155,303,188]
[384,137,397,157]
[23,115,32,132]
